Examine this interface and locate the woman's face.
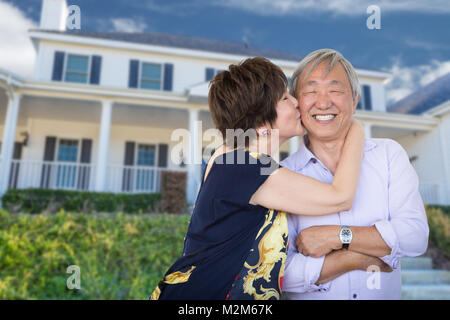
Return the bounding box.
[272,91,304,142]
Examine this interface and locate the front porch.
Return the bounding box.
[0,79,217,203]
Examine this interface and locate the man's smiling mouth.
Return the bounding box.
[312,114,337,121]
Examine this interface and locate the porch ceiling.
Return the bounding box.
[0,91,216,131]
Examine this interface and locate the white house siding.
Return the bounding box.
[396,127,448,205]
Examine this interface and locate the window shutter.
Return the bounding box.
[128,60,139,88]
[157,144,168,168]
[77,139,92,190]
[122,141,136,191]
[89,55,102,85]
[52,51,65,81]
[40,136,57,188]
[363,85,372,111]
[205,68,215,81]
[163,63,173,91]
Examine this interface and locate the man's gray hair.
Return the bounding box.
[289,49,361,101]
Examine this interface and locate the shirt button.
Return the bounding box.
[353,294,357,299]
[312,159,317,164]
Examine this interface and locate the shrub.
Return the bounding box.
[160,171,187,214]
[0,210,190,299]
[1,189,161,214]
[426,206,450,258]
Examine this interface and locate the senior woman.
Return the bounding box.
[151,57,364,300]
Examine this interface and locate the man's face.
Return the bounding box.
[295,60,358,142]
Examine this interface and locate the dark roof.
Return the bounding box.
[32,29,303,62]
[388,72,450,115]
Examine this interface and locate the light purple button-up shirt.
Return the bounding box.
[280,138,429,300]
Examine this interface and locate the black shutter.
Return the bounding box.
[40,136,57,188]
[157,144,168,168]
[163,63,173,91]
[363,85,372,111]
[128,60,139,88]
[52,51,65,81]
[205,68,215,81]
[8,142,23,189]
[122,142,135,191]
[89,55,102,85]
[77,139,92,190]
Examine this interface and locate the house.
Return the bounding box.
[0,0,448,207]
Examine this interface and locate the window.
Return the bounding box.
[205,68,225,81]
[357,85,372,111]
[136,144,156,191]
[140,63,162,90]
[56,139,79,189]
[65,54,90,83]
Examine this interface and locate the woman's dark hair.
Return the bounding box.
[208,57,288,148]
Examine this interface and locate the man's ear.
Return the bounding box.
[352,95,360,114]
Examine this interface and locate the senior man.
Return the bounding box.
[281,49,429,300]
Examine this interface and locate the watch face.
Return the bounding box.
[340,227,352,243]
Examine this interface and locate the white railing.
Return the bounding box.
[419,183,441,205]
[7,160,188,194]
[9,159,96,191]
[105,164,187,194]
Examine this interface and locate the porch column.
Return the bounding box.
[0,93,21,201]
[94,100,112,192]
[364,123,372,139]
[186,109,202,206]
[289,136,300,155]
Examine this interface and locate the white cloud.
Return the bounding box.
[211,0,450,16]
[111,18,148,33]
[0,0,36,78]
[385,58,450,105]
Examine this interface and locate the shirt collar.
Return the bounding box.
[294,135,378,171]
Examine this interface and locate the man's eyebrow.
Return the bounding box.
[329,80,344,86]
[305,80,318,86]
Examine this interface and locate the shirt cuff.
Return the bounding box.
[303,255,332,292]
[373,220,400,269]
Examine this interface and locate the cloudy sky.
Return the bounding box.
[2,0,449,107]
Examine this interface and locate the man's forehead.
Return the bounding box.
[297,61,350,88]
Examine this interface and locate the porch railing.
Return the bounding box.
[7,160,188,194]
[9,159,96,191]
[419,183,441,205]
[105,164,187,193]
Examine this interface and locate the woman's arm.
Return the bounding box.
[250,120,364,216]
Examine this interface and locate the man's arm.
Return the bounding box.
[296,225,391,259]
[315,249,392,285]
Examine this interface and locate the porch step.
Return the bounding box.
[402,270,450,285]
[401,285,450,300]
[400,257,433,270]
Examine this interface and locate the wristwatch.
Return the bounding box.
[339,225,353,250]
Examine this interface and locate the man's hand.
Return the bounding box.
[296,225,343,258]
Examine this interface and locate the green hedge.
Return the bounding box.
[426,206,450,258]
[0,210,190,299]
[427,205,450,216]
[1,189,161,214]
